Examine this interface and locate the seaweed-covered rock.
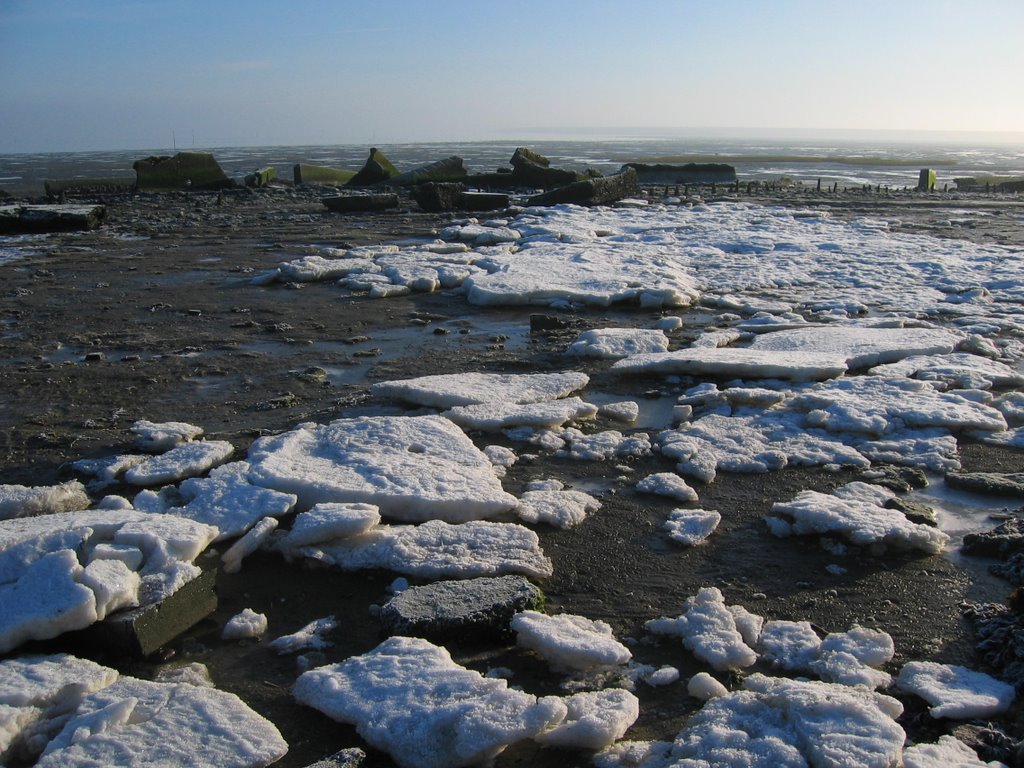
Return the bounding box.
[378,575,544,641]
[346,148,399,187]
[859,465,929,493]
[133,152,233,191]
[527,168,640,207]
[884,497,937,527]
[962,516,1024,559]
[946,471,1024,497]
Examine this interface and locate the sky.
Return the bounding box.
[1,0,1023,153]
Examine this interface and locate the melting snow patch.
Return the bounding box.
[222,608,268,641]
[896,661,1016,719]
[269,615,338,655]
[636,472,699,502]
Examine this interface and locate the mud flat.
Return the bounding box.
[1,186,1023,766]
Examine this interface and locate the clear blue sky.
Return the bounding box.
[2,0,1022,152]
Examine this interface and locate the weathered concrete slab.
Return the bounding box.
[294,163,357,186]
[346,148,399,187]
[962,517,1024,559]
[622,162,736,185]
[528,167,640,207]
[378,575,544,641]
[244,167,277,188]
[44,177,136,198]
[322,193,399,213]
[459,191,509,211]
[510,147,551,169]
[946,472,1024,497]
[388,156,468,187]
[0,204,106,233]
[133,152,233,191]
[412,182,464,212]
[77,565,217,657]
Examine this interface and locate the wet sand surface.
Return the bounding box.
[2,187,1023,766]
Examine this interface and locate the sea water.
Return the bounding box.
[2,136,1023,196]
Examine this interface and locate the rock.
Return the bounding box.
[133,152,233,191]
[294,163,357,186]
[530,314,570,332]
[949,723,1022,767]
[303,748,366,767]
[991,552,1024,587]
[946,471,1024,497]
[411,182,464,213]
[346,148,399,187]
[0,204,106,234]
[963,601,1024,691]
[884,497,937,526]
[243,167,277,188]
[322,194,399,213]
[77,563,217,657]
[510,147,551,169]
[459,191,509,211]
[378,575,545,641]
[962,516,1024,559]
[528,167,640,207]
[388,156,467,187]
[858,465,929,493]
[622,162,737,185]
[44,177,136,197]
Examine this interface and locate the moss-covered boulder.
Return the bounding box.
[346,148,399,187]
[133,152,233,191]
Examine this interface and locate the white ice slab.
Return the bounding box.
[869,352,1024,390]
[663,509,721,546]
[902,735,991,767]
[566,328,669,359]
[247,415,518,522]
[0,481,90,521]
[277,253,380,282]
[533,689,639,750]
[130,420,204,451]
[896,661,1016,719]
[280,502,381,548]
[221,516,278,574]
[612,346,847,382]
[636,472,699,502]
[645,588,760,671]
[749,325,963,368]
[269,616,337,655]
[768,489,950,554]
[294,636,566,768]
[371,371,590,408]
[512,610,631,670]
[222,608,268,641]
[443,397,598,432]
[124,440,235,486]
[515,488,601,529]
[557,428,652,461]
[292,519,553,579]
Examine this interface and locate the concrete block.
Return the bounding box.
[44,177,136,197]
[622,162,737,185]
[133,152,233,191]
[528,167,641,207]
[322,193,399,213]
[388,156,467,187]
[346,148,399,187]
[293,164,356,186]
[0,204,106,233]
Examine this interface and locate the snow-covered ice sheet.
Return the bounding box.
[645,587,760,671]
[247,415,518,521]
[748,325,962,369]
[612,346,848,381]
[294,636,566,768]
[566,328,669,359]
[662,509,721,546]
[371,371,589,408]
[130,419,204,451]
[869,352,1024,390]
[124,440,235,486]
[0,481,90,521]
[511,611,632,670]
[515,487,601,529]
[442,397,598,432]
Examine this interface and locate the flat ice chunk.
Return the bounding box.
[688,672,728,701]
[0,526,92,585]
[534,689,639,749]
[281,502,381,548]
[295,519,553,579]
[512,610,631,670]
[769,489,950,554]
[902,735,991,767]
[896,661,1016,719]
[809,626,895,688]
[484,445,517,477]
[645,587,759,671]
[371,371,589,408]
[749,325,962,369]
[294,636,566,768]
[80,559,140,620]
[557,428,652,460]
[663,509,721,546]
[130,420,204,451]
[247,415,518,522]
[269,616,337,655]
[165,461,297,541]
[636,472,698,502]
[0,481,90,521]
[277,253,379,282]
[36,675,287,767]
[124,440,235,486]
[222,609,268,641]
[833,480,895,506]
[598,400,640,423]
[221,516,278,574]
[758,620,821,671]
[71,455,148,489]
[87,543,144,572]
[566,328,669,359]
[793,377,1007,436]
[612,346,847,382]
[515,488,601,529]
[443,397,598,431]
[869,352,1024,390]
[0,550,97,653]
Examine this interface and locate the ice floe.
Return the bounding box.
[0,654,286,767]
[662,509,721,546]
[247,415,518,521]
[371,371,589,408]
[565,328,669,359]
[515,487,601,529]
[748,325,962,369]
[123,440,235,486]
[442,396,598,431]
[222,608,268,641]
[896,661,1016,719]
[645,587,760,671]
[532,688,639,750]
[511,610,632,670]
[0,480,91,521]
[869,352,1024,390]
[612,346,848,381]
[269,615,338,655]
[220,516,278,574]
[636,472,699,502]
[0,509,217,653]
[130,419,204,451]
